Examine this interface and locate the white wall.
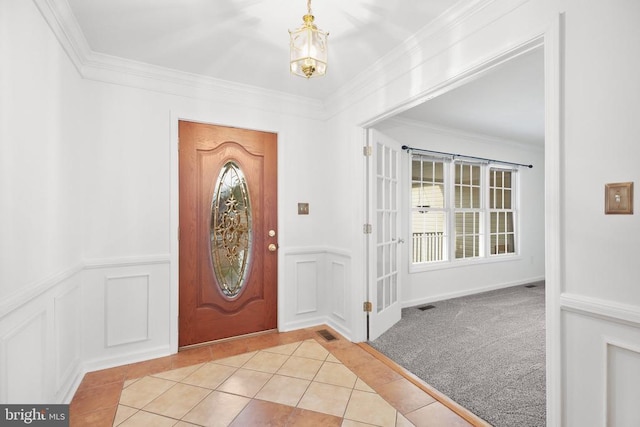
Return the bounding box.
[4,0,640,424]
[0,0,347,404]
[560,0,640,425]
[373,119,545,306]
[323,0,640,425]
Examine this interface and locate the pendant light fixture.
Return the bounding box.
[289,0,329,78]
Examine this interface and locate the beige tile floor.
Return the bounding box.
[70,327,488,427]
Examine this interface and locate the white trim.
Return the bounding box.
[360,25,562,427]
[326,0,504,118]
[0,310,47,402]
[282,247,352,258]
[543,14,564,427]
[603,337,640,427]
[104,274,151,348]
[83,255,170,270]
[387,117,544,153]
[358,38,544,129]
[560,293,640,328]
[31,0,324,120]
[0,263,83,320]
[81,345,173,375]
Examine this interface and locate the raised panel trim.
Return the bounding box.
[294,260,318,315]
[104,274,150,347]
[604,338,640,427]
[560,293,640,328]
[0,310,47,403]
[329,260,347,321]
[0,263,83,320]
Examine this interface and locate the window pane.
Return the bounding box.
[422,161,433,181]
[506,212,514,232]
[504,189,512,209]
[506,234,515,253]
[412,160,421,180]
[495,171,503,187]
[434,162,444,182]
[412,211,446,263]
[472,187,480,208]
[504,171,512,187]
[472,166,480,185]
[455,213,464,234]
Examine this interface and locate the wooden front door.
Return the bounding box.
[179,120,278,347]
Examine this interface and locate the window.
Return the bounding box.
[454,163,481,259]
[489,168,515,255]
[410,155,518,265]
[411,157,446,263]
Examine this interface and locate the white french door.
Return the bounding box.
[367,130,402,341]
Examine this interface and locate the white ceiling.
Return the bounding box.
[394,47,545,145]
[64,0,544,145]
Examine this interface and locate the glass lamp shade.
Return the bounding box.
[289,15,328,78]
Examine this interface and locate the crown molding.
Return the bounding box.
[385,116,544,152]
[323,0,500,117]
[32,0,325,120]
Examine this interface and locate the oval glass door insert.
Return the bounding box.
[210,161,252,298]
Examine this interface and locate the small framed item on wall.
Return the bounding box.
[605,182,633,214]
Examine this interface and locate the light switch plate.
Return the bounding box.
[605,182,633,214]
[298,203,309,215]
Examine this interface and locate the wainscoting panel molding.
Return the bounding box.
[282,248,352,337]
[605,340,640,427]
[81,258,171,370]
[561,303,640,426]
[105,274,150,347]
[294,260,318,315]
[0,311,47,403]
[329,257,349,321]
[54,283,81,395]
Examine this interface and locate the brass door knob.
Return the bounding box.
[268,243,277,252]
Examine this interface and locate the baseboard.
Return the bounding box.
[81,345,173,375]
[60,363,85,404]
[324,318,353,343]
[402,276,545,309]
[279,317,327,333]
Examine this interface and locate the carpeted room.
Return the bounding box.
[371,282,546,427]
[366,45,547,426]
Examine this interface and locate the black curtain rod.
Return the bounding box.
[401,145,533,169]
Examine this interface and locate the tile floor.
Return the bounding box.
[70,327,484,427]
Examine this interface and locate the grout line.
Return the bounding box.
[357,342,492,427]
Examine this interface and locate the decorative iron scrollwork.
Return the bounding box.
[210,161,252,298]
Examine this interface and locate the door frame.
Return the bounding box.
[169,112,281,353]
[358,22,562,426]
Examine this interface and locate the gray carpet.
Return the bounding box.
[370,282,546,427]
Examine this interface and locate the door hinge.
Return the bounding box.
[363,224,372,234]
[363,301,372,312]
[363,146,372,156]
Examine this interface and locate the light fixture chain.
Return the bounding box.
[307,0,312,15]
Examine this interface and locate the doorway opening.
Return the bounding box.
[363,40,551,427]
